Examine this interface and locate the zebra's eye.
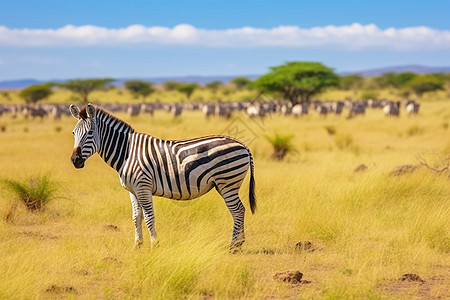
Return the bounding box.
[88,130,93,134]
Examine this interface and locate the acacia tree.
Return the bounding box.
[58,78,114,103]
[253,62,339,104]
[177,83,198,100]
[205,81,222,94]
[19,84,53,104]
[124,80,155,101]
[163,80,181,91]
[408,75,444,98]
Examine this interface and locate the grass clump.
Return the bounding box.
[324,125,337,135]
[406,124,423,136]
[265,132,295,160]
[2,173,59,211]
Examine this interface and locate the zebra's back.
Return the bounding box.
[130,134,251,200]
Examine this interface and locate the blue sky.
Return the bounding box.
[1,0,449,80]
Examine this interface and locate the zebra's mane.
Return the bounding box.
[79,105,135,133]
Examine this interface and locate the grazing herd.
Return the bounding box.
[0,98,420,121]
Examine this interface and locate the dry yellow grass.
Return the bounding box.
[0,95,449,299]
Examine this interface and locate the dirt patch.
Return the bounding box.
[102,256,118,262]
[20,231,58,240]
[399,273,425,283]
[274,271,310,284]
[104,224,119,231]
[377,274,449,299]
[45,285,78,294]
[390,164,421,176]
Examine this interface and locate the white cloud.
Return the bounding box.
[0,23,449,50]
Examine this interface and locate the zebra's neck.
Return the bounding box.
[95,108,135,172]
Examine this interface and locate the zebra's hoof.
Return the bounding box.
[133,240,143,249]
[150,240,159,249]
[229,243,244,254]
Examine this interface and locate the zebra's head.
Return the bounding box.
[69,103,99,169]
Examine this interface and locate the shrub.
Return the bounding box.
[406,125,423,136]
[2,174,59,211]
[360,90,378,100]
[324,125,336,135]
[265,132,296,160]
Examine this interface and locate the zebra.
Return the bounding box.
[69,103,256,251]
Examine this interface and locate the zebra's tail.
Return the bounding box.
[248,151,257,214]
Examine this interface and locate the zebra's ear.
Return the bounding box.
[69,105,80,119]
[86,103,96,119]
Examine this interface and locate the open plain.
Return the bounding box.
[0,90,449,299]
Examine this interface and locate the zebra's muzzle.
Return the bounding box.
[71,147,85,169]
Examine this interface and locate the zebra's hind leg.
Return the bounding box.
[129,192,143,248]
[136,190,159,249]
[221,189,246,253]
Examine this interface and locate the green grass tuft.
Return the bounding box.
[265,132,296,160]
[2,173,59,211]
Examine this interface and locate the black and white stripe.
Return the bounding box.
[69,103,256,250]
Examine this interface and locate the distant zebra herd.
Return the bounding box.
[0,98,420,121]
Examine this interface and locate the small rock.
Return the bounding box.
[354,164,368,172]
[399,273,425,283]
[295,241,315,252]
[104,224,119,231]
[274,270,303,284]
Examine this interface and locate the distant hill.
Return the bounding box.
[0,79,42,90]
[0,75,260,90]
[341,65,450,76]
[1,65,450,90]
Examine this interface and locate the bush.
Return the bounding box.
[2,174,59,211]
[324,125,336,135]
[265,132,296,160]
[360,90,378,100]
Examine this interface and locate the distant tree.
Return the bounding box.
[205,81,222,93]
[1,91,11,101]
[408,75,444,98]
[177,83,198,100]
[19,84,52,104]
[124,80,155,102]
[360,90,379,100]
[339,74,365,90]
[58,78,114,103]
[374,72,417,89]
[163,81,181,91]
[230,77,252,89]
[253,61,339,104]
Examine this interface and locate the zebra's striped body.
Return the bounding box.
[69,104,256,250]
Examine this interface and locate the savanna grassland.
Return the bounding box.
[0,89,449,299]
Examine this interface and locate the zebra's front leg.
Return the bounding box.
[136,190,158,249]
[224,194,246,253]
[129,192,143,248]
